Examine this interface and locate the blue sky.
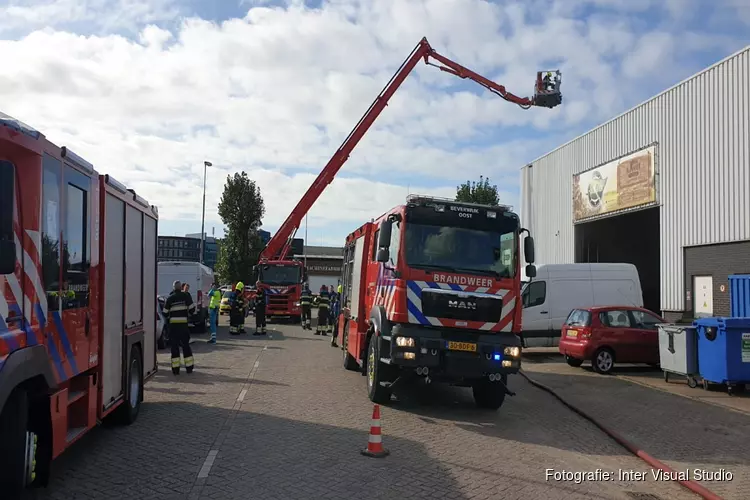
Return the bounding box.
[1,0,748,246]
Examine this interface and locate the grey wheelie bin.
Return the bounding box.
[658,324,699,388]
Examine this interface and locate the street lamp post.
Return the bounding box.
[200,161,212,265]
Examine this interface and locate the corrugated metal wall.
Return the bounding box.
[520,46,750,312]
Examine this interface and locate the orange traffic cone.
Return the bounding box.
[361,404,389,458]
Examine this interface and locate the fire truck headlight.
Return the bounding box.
[295,302,300,307]
[396,336,415,347]
[504,346,521,357]
[486,211,497,219]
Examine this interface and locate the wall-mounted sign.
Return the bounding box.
[573,145,656,222]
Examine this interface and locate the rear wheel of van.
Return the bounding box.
[565,355,583,368]
[592,348,615,374]
[472,375,507,410]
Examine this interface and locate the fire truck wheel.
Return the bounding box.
[0,388,35,496]
[366,334,391,404]
[472,375,507,410]
[114,346,143,425]
[342,329,359,371]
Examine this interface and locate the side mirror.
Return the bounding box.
[0,239,16,275]
[378,220,392,248]
[525,264,537,279]
[524,235,535,264]
[376,247,390,263]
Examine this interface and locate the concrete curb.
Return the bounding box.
[519,370,723,500]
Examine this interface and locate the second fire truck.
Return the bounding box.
[0,112,158,497]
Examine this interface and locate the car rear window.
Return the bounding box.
[565,309,591,327]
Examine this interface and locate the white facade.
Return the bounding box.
[521,45,750,312]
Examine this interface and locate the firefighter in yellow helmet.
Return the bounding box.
[229,281,247,335]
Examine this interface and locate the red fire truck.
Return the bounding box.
[0,112,158,497]
[338,196,536,409]
[294,38,558,409]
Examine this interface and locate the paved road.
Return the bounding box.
[28,321,701,500]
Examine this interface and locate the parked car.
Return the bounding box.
[558,306,664,374]
[521,263,643,348]
[219,290,232,315]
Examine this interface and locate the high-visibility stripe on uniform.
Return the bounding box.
[184,356,194,367]
[171,358,181,368]
[170,318,188,324]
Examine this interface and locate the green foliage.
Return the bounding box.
[455,175,500,206]
[216,172,266,284]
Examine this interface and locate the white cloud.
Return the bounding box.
[0,0,746,244]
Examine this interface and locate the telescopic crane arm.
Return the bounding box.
[260,37,562,261]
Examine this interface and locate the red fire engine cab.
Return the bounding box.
[0,112,158,497]
[338,196,536,410]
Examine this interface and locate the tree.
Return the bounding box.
[216,172,266,284]
[455,175,500,206]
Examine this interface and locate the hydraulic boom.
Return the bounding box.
[260,36,562,261]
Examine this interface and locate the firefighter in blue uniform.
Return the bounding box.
[316,285,330,336]
[329,290,341,347]
[163,280,196,374]
[300,282,312,330]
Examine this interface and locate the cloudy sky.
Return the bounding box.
[1,0,748,246]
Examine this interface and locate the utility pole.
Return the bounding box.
[200,161,212,265]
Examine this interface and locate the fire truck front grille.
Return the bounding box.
[268,295,290,309]
[420,290,502,323]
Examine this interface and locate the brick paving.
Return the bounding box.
[523,355,750,499]
[26,320,707,500]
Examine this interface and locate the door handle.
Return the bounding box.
[539,311,548,314]
[85,312,91,337]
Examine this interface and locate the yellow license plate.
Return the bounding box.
[448,341,477,352]
[567,330,578,338]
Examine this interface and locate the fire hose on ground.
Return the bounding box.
[519,371,723,500]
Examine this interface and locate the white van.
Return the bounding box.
[520,263,643,347]
[157,261,214,333]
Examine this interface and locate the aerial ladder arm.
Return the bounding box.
[259,37,562,261]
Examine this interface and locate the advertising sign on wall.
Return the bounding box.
[573,145,656,222]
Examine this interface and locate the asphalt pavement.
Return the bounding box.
[24,319,723,500]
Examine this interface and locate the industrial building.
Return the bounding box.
[520,45,750,322]
[295,245,343,292]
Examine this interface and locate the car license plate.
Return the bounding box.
[448,341,477,352]
[567,330,578,338]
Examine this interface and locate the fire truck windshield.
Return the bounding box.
[259,265,301,285]
[404,223,517,278]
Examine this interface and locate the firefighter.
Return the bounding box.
[254,281,267,335]
[163,280,196,375]
[300,282,312,330]
[316,284,330,336]
[229,281,246,335]
[330,290,341,347]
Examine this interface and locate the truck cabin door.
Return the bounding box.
[0,161,25,341]
[60,163,93,377]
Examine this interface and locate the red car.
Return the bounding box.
[558,306,664,374]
